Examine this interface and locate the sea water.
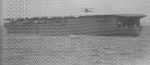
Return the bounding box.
[1,26,150,65]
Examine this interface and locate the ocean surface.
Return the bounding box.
[1,26,150,65]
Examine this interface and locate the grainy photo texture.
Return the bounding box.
[1,0,150,65]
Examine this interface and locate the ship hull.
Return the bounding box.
[4,25,142,36]
[3,14,145,36]
[102,27,143,36]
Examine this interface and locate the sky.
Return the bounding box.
[1,0,150,25]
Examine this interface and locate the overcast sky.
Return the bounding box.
[1,0,150,25]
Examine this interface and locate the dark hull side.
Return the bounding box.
[4,23,142,36]
[4,14,144,36]
[102,28,142,36]
[5,30,142,36]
